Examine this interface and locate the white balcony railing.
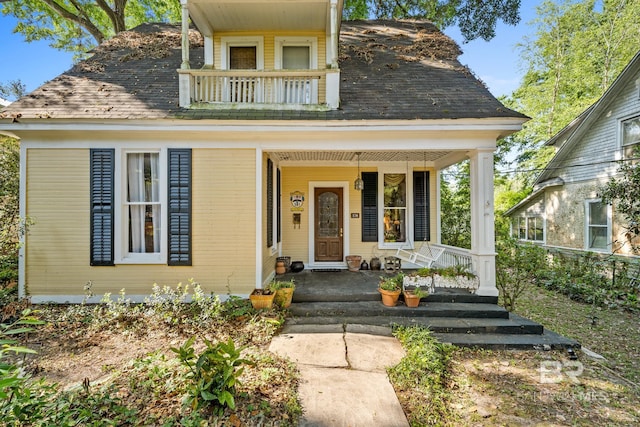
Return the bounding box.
[178,69,328,107]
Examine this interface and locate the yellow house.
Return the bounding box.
[0,0,527,303]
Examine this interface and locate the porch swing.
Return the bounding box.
[394,154,445,268]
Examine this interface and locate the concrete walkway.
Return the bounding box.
[269,324,409,427]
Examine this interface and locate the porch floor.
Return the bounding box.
[278,269,580,350]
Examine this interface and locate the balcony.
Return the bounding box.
[178,69,339,110]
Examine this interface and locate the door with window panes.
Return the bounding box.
[282,46,311,103]
[314,188,343,262]
[229,46,257,102]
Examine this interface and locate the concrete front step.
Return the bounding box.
[433,330,580,350]
[292,288,499,304]
[288,301,510,319]
[286,313,543,334]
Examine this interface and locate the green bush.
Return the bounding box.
[496,238,547,311]
[171,337,254,415]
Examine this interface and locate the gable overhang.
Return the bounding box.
[185,0,344,36]
[535,50,640,186]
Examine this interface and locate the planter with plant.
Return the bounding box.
[269,279,296,308]
[411,265,479,292]
[403,285,429,307]
[249,288,275,309]
[379,272,404,306]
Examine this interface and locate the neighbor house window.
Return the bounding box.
[513,216,543,242]
[622,115,640,158]
[586,200,610,251]
[383,174,407,243]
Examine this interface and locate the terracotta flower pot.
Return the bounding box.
[403,291,421,308]
[345,255,362,272]
[379,288,401,307]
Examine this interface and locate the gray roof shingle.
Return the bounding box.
[0,20,526,121]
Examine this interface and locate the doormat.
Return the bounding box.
[311,268,342,272]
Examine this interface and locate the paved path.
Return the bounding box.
[269,324,409,427]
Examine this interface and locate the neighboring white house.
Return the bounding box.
[506,50,640,256]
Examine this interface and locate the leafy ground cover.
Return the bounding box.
[391,286,640,426]
[3,281,640,426]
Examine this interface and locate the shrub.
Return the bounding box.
[171,337,254,415]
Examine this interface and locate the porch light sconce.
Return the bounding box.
[354,152,364,191]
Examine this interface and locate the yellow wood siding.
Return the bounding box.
[213,31,327,103]
[24,148,257,298]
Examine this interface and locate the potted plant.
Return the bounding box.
[378,272,404,307]
[403,285,429,308]
[249,288,275,309]
[345,255,362,272]
[269,279,296,308]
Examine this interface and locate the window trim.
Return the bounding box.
[114,148,168,264]
[619,114,640,159]
[584,198,611,252]
[378,166,414,249]
[274,37,318,70]
[220,36,264,70]
[513,215,545,243]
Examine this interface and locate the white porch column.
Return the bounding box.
[180,0,190,70]
[330,0,338,68]
[469,148,498,297]
[179,0,191,107]
[204,35,214,68]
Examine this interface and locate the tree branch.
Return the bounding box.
[41,0,106,44]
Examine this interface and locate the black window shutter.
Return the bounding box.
[267,159,273,247]
[90,149,115,266]
[361,172,378,242]
[168,149,192,266]
[277,168,282,243]
[413,171,430,242]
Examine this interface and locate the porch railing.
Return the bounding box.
[180,69,326,106]
[431,244,473,271]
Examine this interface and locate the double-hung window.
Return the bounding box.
[622,115,640,158]
[512,216,544,242]
[275,37,318,104]
[125,152,162,260]
[382,173,407,244]
[585,199,610,251]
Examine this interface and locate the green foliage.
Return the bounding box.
[599,147,640,254]
[540,251,640,311]
[0,309,46,421]
[388,326,458,424]
[379,272,404,291]
[268,279,295,291]
[343,0,521,42]
[0,79,27,101]
[501,0,640,188]
[172,337,254,415]
[1,0,181,55]
[495,238,547,311]
[440,163,471,249]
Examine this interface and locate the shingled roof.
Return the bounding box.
[0,20,526,121]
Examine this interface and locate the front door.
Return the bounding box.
[314,187,343,262]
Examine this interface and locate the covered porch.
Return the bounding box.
[267,146,499,297]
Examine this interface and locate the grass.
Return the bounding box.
[389,285,640,426]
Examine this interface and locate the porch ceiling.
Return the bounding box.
[187,0,337,34]
[269,150,455,163]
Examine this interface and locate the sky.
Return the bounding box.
[0,2,541,101]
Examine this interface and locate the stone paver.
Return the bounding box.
[269,330,409,427]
